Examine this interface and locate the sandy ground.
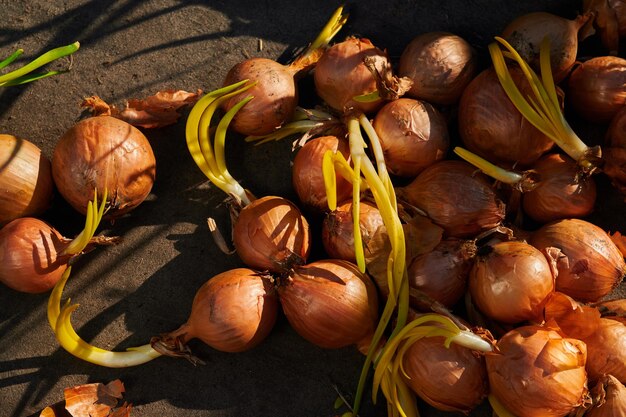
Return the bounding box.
[1,1,624,416]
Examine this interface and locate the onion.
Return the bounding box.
[501,11,592,83]
[153,268,278,355]
[232,195,311,273]
[401,335,488,413]
[587,375,626,417]
[0,134,53,225]
[469,240,555,324]
[530,218,626,302]
[584,0,626,54]
[292,135,352,213]
[277,259,378,353]
[604,107,626,195]
[52,115,156,218]
[485,324,589,417]
[458,67,555,167]
[372,97,449,177]
[397,31,478,105]
[567,56,626,123]
[407,238,476,308]
[397,160,506,238]
[522,153,597,223]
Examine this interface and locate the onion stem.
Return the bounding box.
[454,147,523,185]
[0,42,80,87]
[61,188,108,256]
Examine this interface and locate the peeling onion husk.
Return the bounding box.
[587,374,626,417]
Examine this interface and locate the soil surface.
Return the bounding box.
[1,1,623,417]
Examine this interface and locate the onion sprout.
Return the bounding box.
[0,42,80,87]
[61,188,108,256]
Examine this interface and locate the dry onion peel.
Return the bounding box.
[489,394,518,417]
[489,37,599,173]
[0,42,79,87]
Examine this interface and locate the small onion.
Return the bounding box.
[485,324,589,417]
[233,195,311,274]
[458,67,555,166]
[277,259,378,352]
[469,240,555,324]
[0,134,53,225]
[530,218,626,302]
[402,335,488,413]
[292,135,352,213]
[567,56,626,123]
[52,115,156,218]
[398,31,478,105]
[372,97,449,177]
[587,375,626,417]
[604,107,626,195]
[522,153,597,223]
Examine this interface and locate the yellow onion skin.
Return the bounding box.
[292,135,352,213]
[458,68,555,167]
[587,374,626,417]
[502,12,591,83]
[530,218,626,302]
[233,195,311,274]
[0,217,69,293]
[584,318,626,383]
[585,0,626,54]
[277,259,378,351]
[408,238,476,308]
[469,240,555,324]
[313,37,385,114]
[0,134,53,226]
[398,31,478,105]
[522,153,597,224]
[486,324,589,417]
[567,56,626,123]
[52,115,156,218]
[175,268,278,353]
[397,160,506,238]
[402,335,488,414]
[222,58,298,136]
[372,98,449,177]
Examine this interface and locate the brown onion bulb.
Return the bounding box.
[530,218,626,302]
[459,67,555,167]
[604,107,626,195]
[567,56,626,123]
[314,37,386,114]
[502,12,592,83]
[485,324,589,417]
[372,98,449,177]
[585,318,626,382]
[522,153,597,223]
[233,195,311,273]
[584,0,626,54]
[469,240,555,324]
[0,134,53,225]
[52,115,156,218]
[397,160,506,238]
[587,375,626,417]
[292,135,352,213]
[155,268,278,353]
[402,335,488,413]
[398,31,478,105]
[278,259,378,352]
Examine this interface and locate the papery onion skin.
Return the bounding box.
[313,37,385,114]
[292,135,352,213]
[278,259,378,351]
[522,153,597,223]
[222,58,298,136]
[233,195,311,273]
[0,217,68,293]
[567,56,626,123]
[585,318,626,383]
[0,134,53,226]
[604,107,626,195]
[398,31,478,105]
[485,324,589,417]
[52,115,156,218]
[530,218,626,302]
[458,67,555,167]
[402,335,488,414]
[372,98,449,177]
[397,160,506,238]
[587,374,626,417]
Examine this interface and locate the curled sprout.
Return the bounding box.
[245,107,338,145]
[0,42,80,87]
[489,37,599,173]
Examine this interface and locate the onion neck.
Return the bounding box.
[150,323,205,366]
[0,42,80,87]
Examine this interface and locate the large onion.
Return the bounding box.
[372,97,449,177]
[530,218,626,302]
[0,134,53,225]
[397,31,478,105]
[52,115,156,218]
